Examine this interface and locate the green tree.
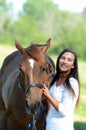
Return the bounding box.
[0,0,13,43]
[0,0,86,61]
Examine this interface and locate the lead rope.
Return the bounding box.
[33,116,36,130]
[43,108,46,130]
[28,106,46,130]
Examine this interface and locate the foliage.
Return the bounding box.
[74,122,86,130]
[74,96,86,117]
[0,0,86,61]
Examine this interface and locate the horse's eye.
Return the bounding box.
[41,67,46,72]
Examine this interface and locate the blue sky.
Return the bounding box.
[7,0,86,15]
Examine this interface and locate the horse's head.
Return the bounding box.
[15,39,55,115]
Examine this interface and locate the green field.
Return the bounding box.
[0,44,86,130]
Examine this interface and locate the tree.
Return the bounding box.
[0,0,12,37]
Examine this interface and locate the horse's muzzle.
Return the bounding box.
[25,100,41,115]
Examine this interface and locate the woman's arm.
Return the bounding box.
[42,85,59,111]
[42,79,79,116]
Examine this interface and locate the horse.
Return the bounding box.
[0,39,55,130]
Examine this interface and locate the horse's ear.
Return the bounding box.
[41,38,51,53]
[14,39,25,54]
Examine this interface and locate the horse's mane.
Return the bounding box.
[26,44,46,64]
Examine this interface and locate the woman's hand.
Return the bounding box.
[42,84,50,98]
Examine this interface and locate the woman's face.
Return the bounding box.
[59,52,75,72]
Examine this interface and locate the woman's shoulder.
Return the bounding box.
[69,77,79,95]
[69,77,78,82]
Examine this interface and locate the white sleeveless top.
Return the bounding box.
[46,78,79,130]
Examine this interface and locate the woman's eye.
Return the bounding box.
[61,57,65,60]
[68,59,72,62]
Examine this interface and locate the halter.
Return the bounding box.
[18,82,46,130]
[18,56,55,94]
[18,82,44,95]
[18,58,55,130]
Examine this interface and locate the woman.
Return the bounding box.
[42,49,80,130]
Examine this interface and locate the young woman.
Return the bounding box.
[42,49,80,130]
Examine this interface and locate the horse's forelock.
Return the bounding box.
[26,44,46,64]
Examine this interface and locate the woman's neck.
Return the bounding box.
[56,71,70,86]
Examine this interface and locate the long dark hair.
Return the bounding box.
[50,49,80,106]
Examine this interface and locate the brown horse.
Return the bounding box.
[0,39,55,130]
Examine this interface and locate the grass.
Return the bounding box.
[74,95,86,116]
[74,122,86,130]
[0,44,86,130]
[74,94,86,130]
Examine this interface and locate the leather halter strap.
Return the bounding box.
[18,82,44,95]
[25,83,44,95]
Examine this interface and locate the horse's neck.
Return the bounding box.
[2,69,20,109]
